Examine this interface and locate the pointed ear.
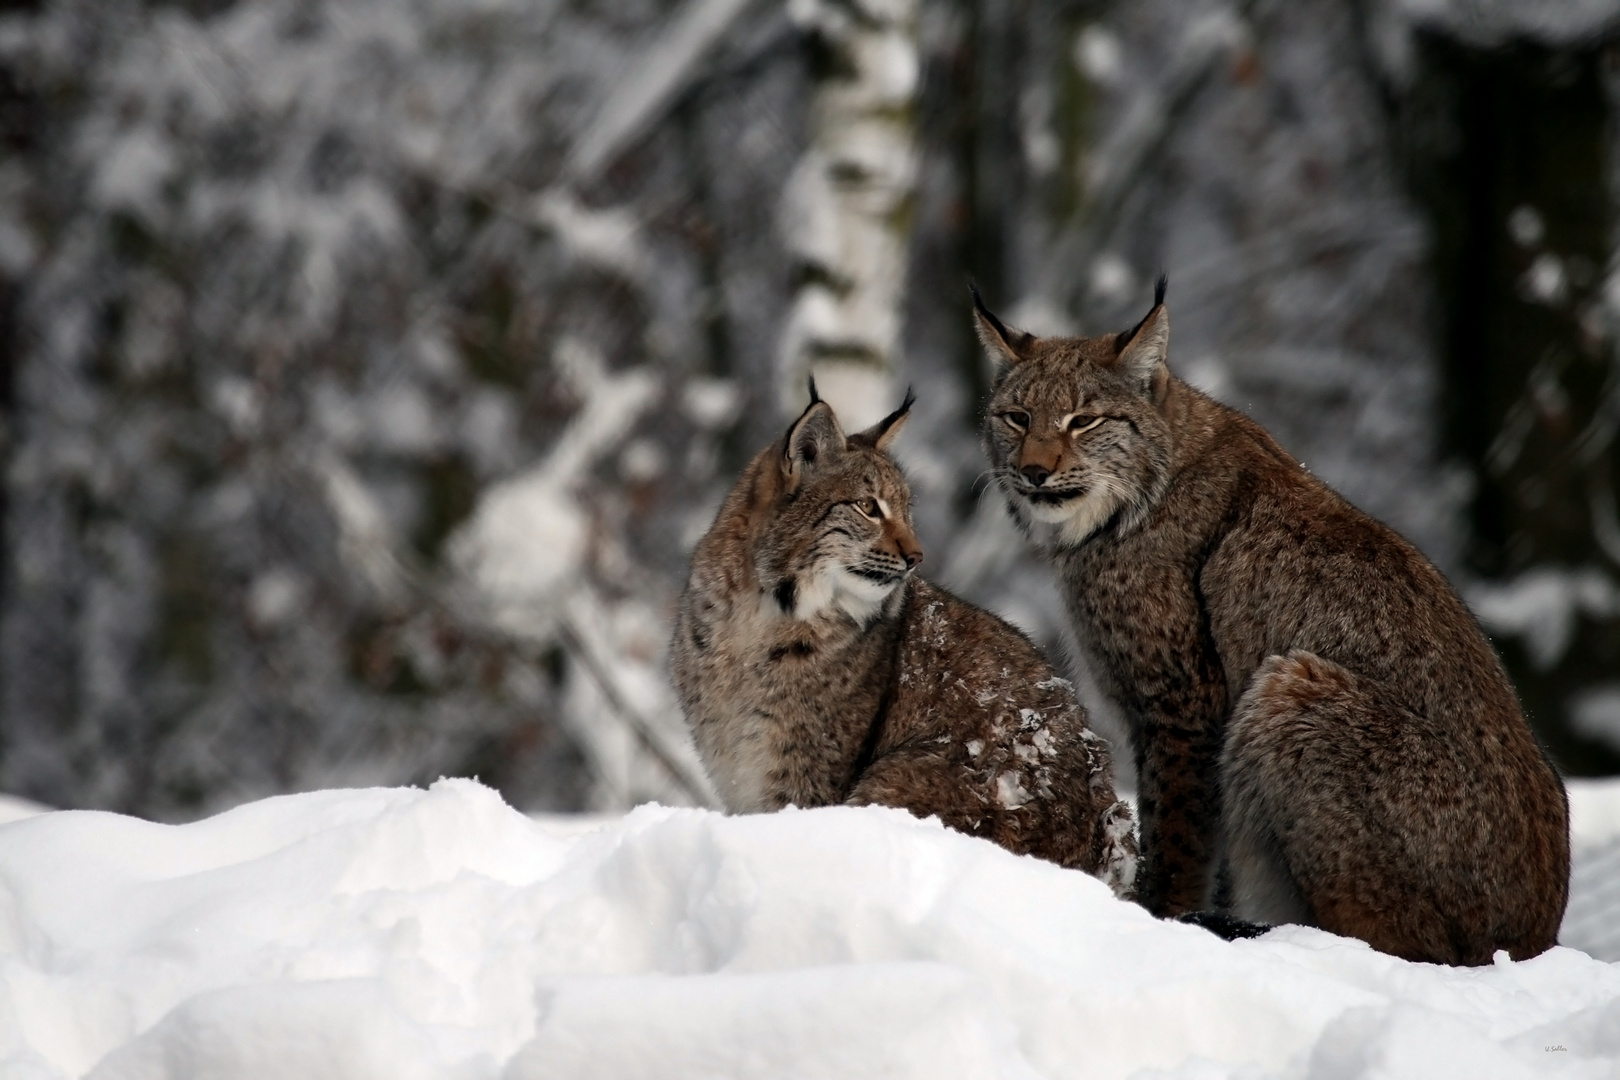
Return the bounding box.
[781,389,847,488]
[851,387,915,452]
[1113,276,1170,402]
[970,283,1037,370]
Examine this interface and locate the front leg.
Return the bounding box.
[1134,712,1225,915]
[1083,570,1228,916]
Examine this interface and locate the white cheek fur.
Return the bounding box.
[1019,480,1129,547]
[1056,483,1128,546]
[833,571,893,623]
[766,565,899,625]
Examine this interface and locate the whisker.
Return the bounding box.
[973,475,1018,515]
[969,467,1018,496]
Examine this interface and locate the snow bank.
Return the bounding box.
[0,795,48,827]
[1,780,1617,1080]
[1568,778,1620,853]
[1562,779,1620,965]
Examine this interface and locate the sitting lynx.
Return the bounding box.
[671,384,1136,891]
[974,279,1569,964]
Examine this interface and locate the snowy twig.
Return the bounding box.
[398,161,654,288]
[564,0,760,182]
[310,451,415,608]
[1082,10,1251,238]
[1040,3,1257,304]
[556,618,718,807]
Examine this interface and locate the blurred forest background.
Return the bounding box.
[1,0,1619,820]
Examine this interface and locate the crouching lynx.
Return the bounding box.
[975,280,1569,964]
[671,384,1136,891]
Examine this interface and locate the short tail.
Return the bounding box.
[1175,910,1273,941]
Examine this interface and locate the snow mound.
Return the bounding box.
[1,779,1616,1079]
[1568,778,1620,853]
[0,795,49,826]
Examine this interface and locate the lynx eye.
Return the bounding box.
[854,497,882,520]
[1068,414,1106,435]
[1000,410,1030,432]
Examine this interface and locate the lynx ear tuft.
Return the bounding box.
[782,395,847,487]
[851,386,915,452]
[1113,289,1170,403]
[1113,276,1168,352]
[970,282,1037,370]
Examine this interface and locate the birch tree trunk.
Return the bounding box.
[778,0,921,429]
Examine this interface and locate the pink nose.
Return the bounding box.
[903,549,923,570]
[1020,464,1050,487]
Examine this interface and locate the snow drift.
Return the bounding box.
[0,778,1616,1079]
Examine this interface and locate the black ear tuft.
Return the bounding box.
[970,281,1037,367]
[852,386,916,451]
[969,280,1013,344]
[782,392,823,465]
[1113,283,1171,401]
[781,394,847,479]
[1115,277,1170,352]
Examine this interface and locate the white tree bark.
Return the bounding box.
[777,0,921,429]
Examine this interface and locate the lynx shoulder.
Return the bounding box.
[974,280,1569,964]
[671,386,1136,892]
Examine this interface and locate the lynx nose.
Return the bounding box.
[1020,463,1050,487]
[902,548,924,571]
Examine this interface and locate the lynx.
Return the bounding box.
[671,384,1137,891]
[974,280,1569,964]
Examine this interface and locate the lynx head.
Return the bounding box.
[756,382,924,624]
[976,279,1174,547]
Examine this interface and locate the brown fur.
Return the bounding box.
[671,392,1137,890]
[975,286,1569,964]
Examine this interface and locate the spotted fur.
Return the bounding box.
[976,284,1569,964]
[672,392,1137,890]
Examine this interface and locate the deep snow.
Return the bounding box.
[1,778,1617,1080]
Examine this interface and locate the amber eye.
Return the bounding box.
[855,497,882,519]
[1068,414,1106,435]
[1000,410,1030,432]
